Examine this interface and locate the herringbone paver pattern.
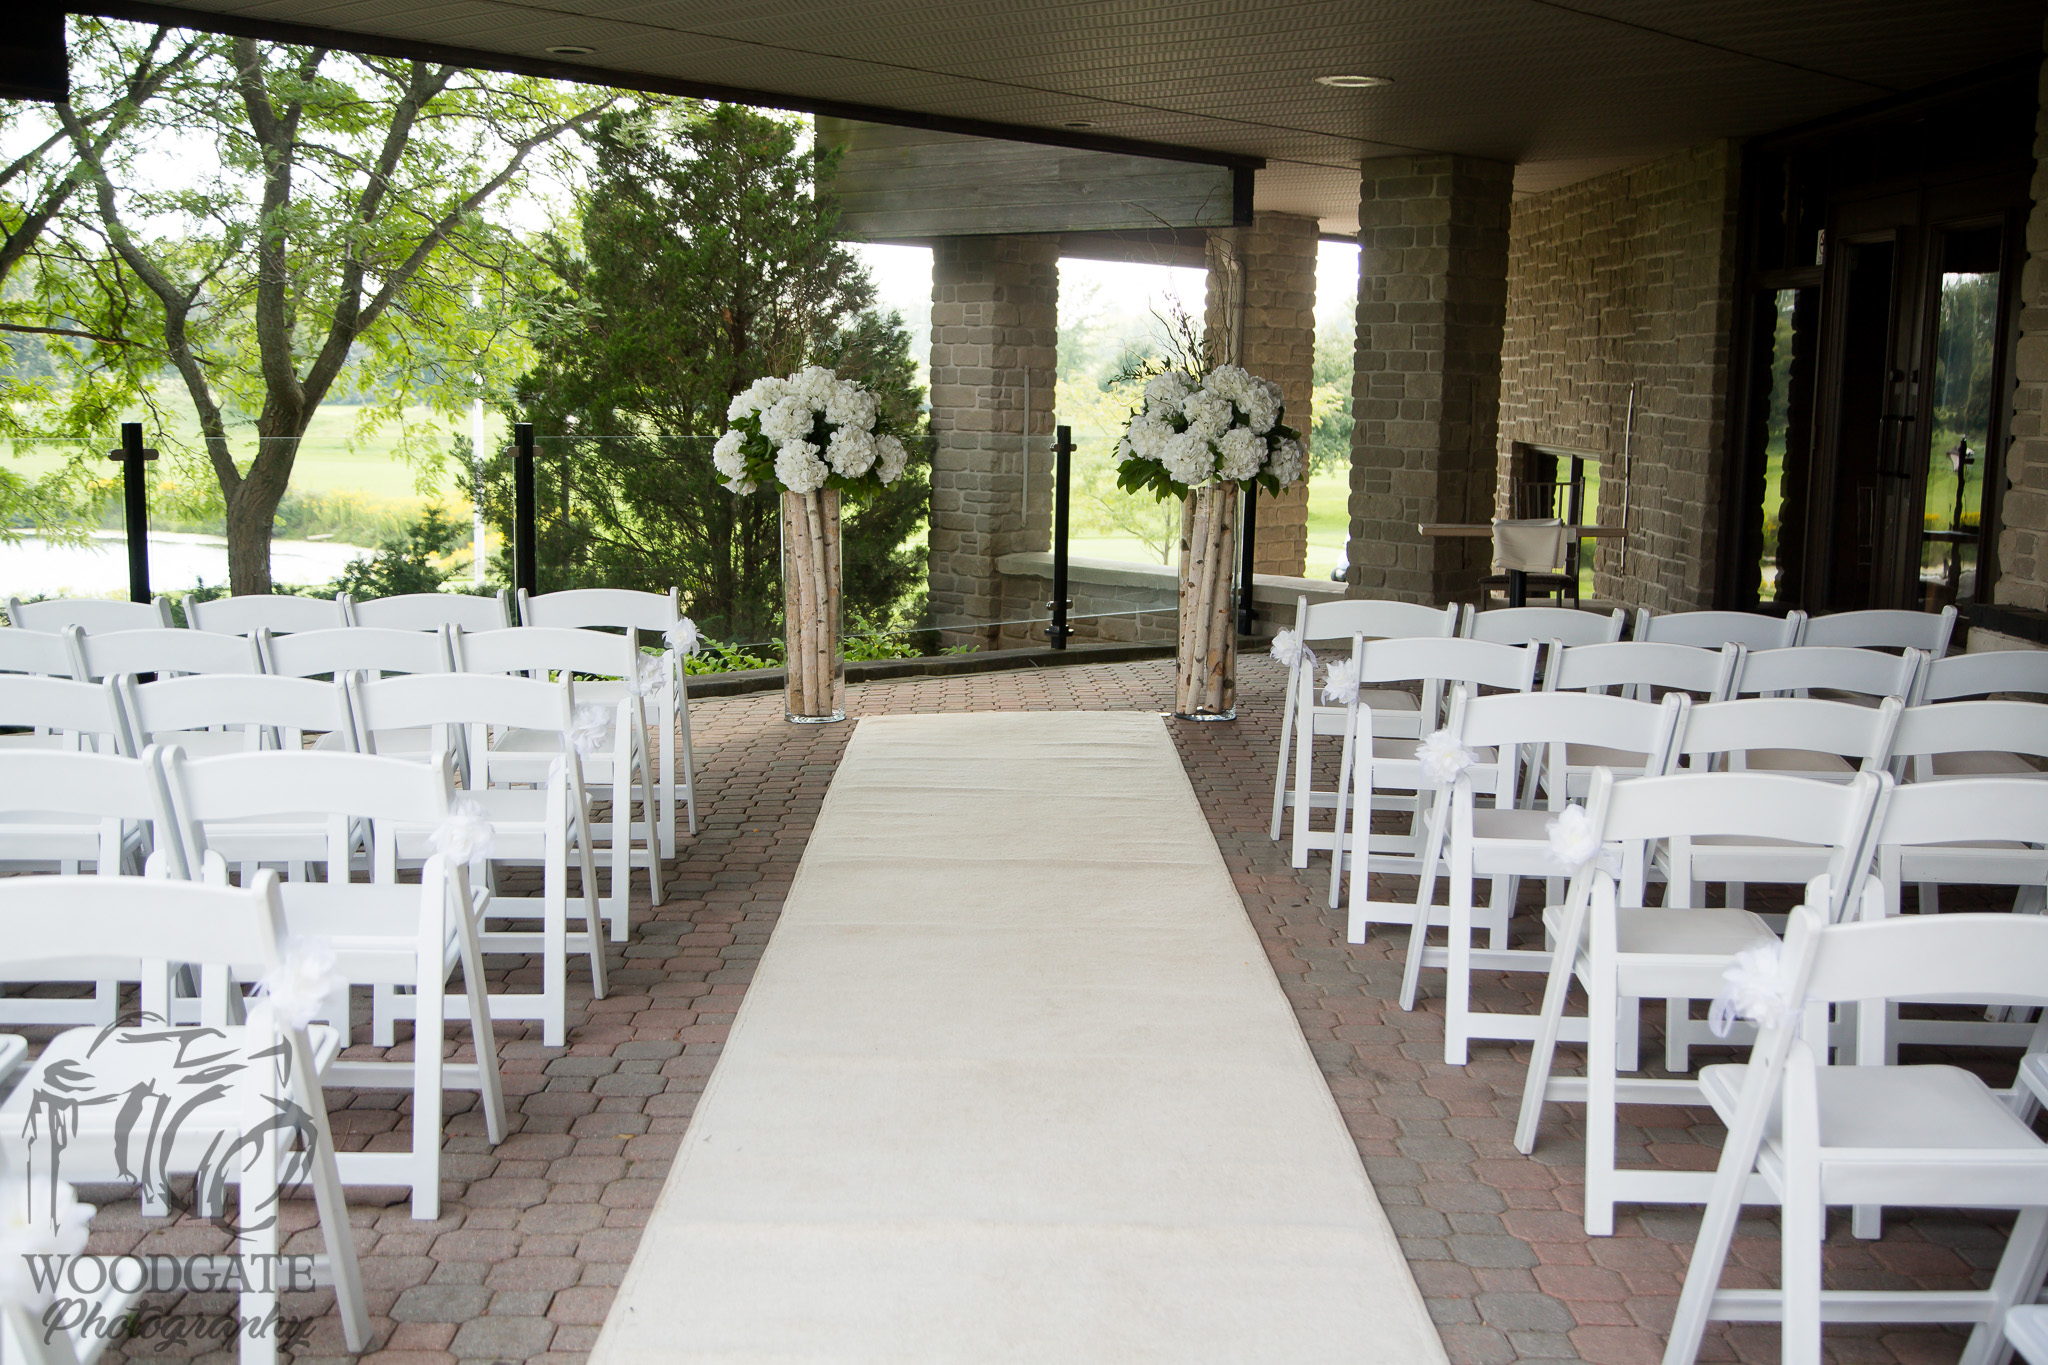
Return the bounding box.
[48,656,2020,1365]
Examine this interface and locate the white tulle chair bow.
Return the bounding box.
[255,936,343,1030]
[1708,937,1803,1039]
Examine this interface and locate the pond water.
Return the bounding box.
[0,531,370,599]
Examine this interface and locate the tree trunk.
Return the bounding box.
[225,434,299,594]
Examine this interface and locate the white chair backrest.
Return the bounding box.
[0,869,289,988]
[349,672,577,753]
[1355,635,1539,693]
[1920,648,2048,702]
[182,592,350,636]
[1672,695,1904,771]
[518,587,679,633]
[1298,595,1458,646]
[1585,767,1888,918]
[1793,904,2048,1011]
[1634,608,1804,651]
[1461,605,1625,647]
[1544,640,1741,700]
[0,628,79,678]
[160,747,457,878]
[1799,604,1957,658]
[261,626,451,678]
[119,673,353,750]
[1872,777,2048,855]
[0,745,185,877]
[1734,645,1924,700]
[1453,689,1689,787]
[350,589,512,632]
[1887,699,2048,767]
[72,626,261,681]
[7,595,173,634]
[453,624,638,680]
[0,674,132,753]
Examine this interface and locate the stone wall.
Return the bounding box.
[1204,212,1319,577]
[1346,155,1515,604]
[927,235,1061,645]
[1993,43,2048,617]
[1495,142,1743,613]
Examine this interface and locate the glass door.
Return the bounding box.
[1912,225,2003,610]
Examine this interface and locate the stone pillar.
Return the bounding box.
[1345,155,1514,604]
[1204,211,1319,578]
[1994,45,2048,616]
[926,235,1060,643]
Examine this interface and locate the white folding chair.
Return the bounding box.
[0,747,182,1027]
[183,592,350,636]
[1397,688,1690,1065]
[1906,673,2048,786]
[1635,607,1805,651]
[6,596,172,634]
[1732,644,1924,706]
[1513,767,1887,1235]
[1798,603,1957,658]
[160,747,508,1219]
[1267,594,1459,851]
[0,627,80,679]
[2009,1307,2048,1365]
[1333,635,1540,927]
[1662,907,2048,1365]
[1460,603,1625,646]
[518,587,697,848]
[119,673,356,885]
[348,672,607,1047]
[0,872,371,1363]
[1653,696,1903,1070]
[453,625,662,934]
[70,625,261,681]
[1921,647,2048,703]
[261,625,455,765]
[0,674,133,757]
[1536,640,1741,803]
[350,589,512,633]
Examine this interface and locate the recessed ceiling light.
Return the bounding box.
[1315,74,1391,88]
[546,45,596,56]
[1061,119,1099,128]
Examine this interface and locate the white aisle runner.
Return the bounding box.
[591,711,1447,1364]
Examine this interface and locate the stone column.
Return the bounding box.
[1345,155,1514,604]
[1205,212,1320,578]
[1994,45,2048,616]
[926,235,1060,644]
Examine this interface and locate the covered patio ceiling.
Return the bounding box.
[81,0,2045,230]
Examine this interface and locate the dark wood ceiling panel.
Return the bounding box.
[78,0,2043,228]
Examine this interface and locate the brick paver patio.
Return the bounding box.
[48,655,2023,1365]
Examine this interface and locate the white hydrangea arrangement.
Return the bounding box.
[1115,364,1307,500]
[713,366,912,497]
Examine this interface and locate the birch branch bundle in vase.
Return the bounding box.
[1115,365,1307,722]
[715,367,912,724]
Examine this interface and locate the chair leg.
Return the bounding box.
[1515,923,1584,1154]
[676,690,699,838]
[456,886,508,1145]
[570,805,608,1003]
[294,1033,370,1355]
[657,690,677,859]
[1326,718,1357,910]
[1779,1182,1825,1365]
[542,841,569,1049]
[1959,1206,2048,1365]
[1584,946,1619,1236]
[1397,789,1452,1009]
[411,962,444,1222]
[1444,841,1475,1066]
[1269,665,1298,842]
[1289,694,1316,870]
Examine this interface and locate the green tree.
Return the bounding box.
[36,22,614,592]
[478,102,929,643]
[332,504,464,599]
[1310,291,1355,477]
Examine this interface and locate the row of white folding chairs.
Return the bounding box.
[0,670,613,1048]
[0,743,513,1223]
[1453,600,1955,657]
[1507,777,2048,1365]
[1370,676,2047,1063]
[0,873,377,1364]
[2,622,682,911]
[4,586,697,851]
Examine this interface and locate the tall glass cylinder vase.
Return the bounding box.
[1175,480,1238,721]
[780,487,845,723]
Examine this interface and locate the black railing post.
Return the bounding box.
[1045,424,1073,649]
[1238,480,1258,635]
[513,421,538,597]
[107,422,157,604]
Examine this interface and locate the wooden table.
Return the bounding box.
[1418,523,1626,608]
